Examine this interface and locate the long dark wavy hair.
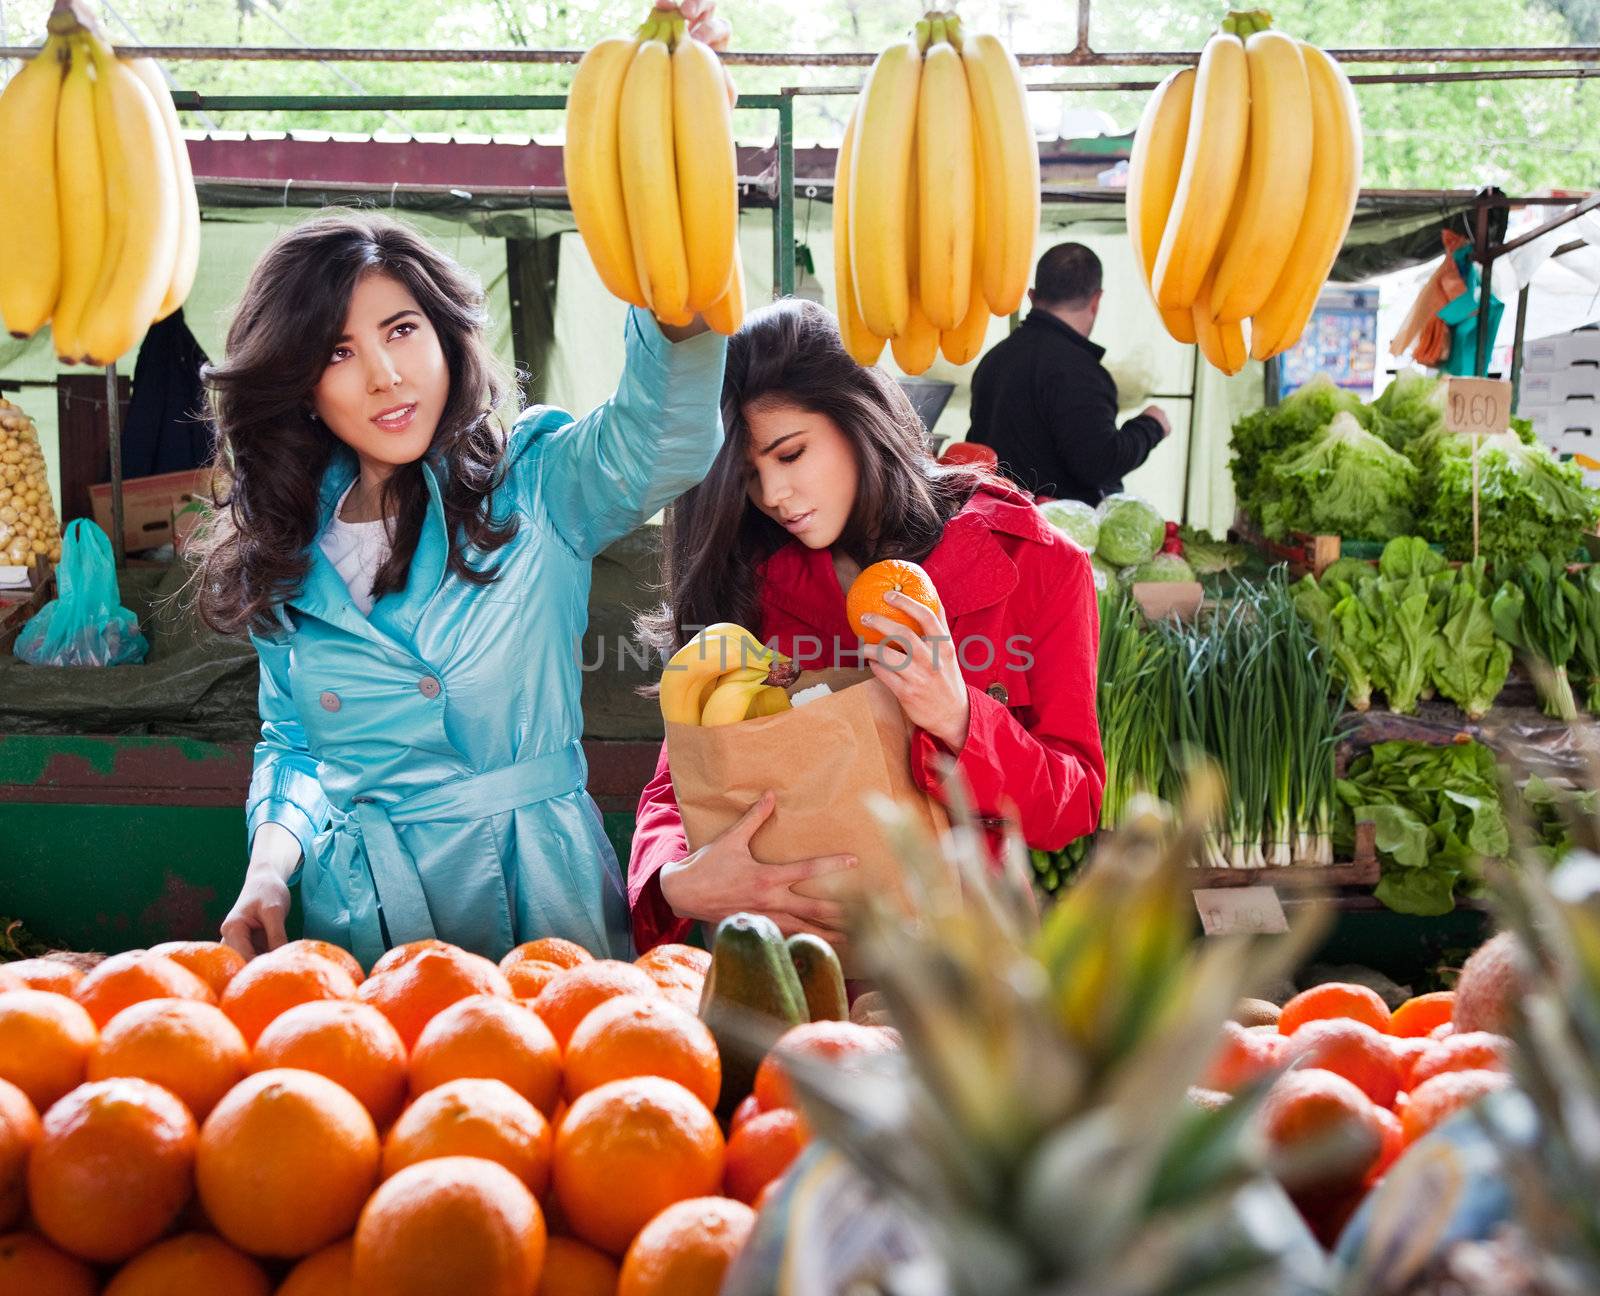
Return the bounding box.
[636,298,990,656]
[194,212,519,636]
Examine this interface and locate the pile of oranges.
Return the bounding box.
[0,934,891,1294]
[1195,950,1516,1246]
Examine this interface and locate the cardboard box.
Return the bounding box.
[89,468,217,554]
[1527,399,1600,447]
[1132,580,1204,623]
[1523,331,1600,373]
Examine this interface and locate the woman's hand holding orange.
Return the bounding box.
[861,592,971,752]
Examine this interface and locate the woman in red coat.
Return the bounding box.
[628,299,1104,952]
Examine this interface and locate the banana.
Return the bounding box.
[78,38,180,367]
[1125,67,1200,343]
[659,624,782,725]
[52,36,105,363]
[849,37,921,339]
[916,28,975,330]
[833,105,885,367]
[891,296,940,376]
[1249,43,1362,362]
[962,31,1039,316]
[673,32,738,313]
[619,22,691,323]
[1208,31,1312,324]
[126,58,199,322]
[701,676,772,727]
[940,144,991,366]
[0,35,67,338]
[1191,278,1248,376]
[567,37,647,309]
[747,686,792,719]
[702,237,745,336]
[1152,30,1248,313]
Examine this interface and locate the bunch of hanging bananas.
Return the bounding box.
[834,12,1038,376]
[659,623,795,727]
[566,5,743,336]
[1127,10,1361,375]
[0,8,200,365]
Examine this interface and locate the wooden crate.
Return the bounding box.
[1184,821,1380,890]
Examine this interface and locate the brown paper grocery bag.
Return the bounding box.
[666,667,948,901]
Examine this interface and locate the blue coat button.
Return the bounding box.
[319,691,341,712]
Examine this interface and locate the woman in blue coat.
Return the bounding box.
[201,209,725,969]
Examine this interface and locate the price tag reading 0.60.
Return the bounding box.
[1443,377,1512,437]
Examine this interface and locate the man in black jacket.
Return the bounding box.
[966,243,1169,503]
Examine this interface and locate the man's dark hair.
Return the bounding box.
[1033,243,1103,308]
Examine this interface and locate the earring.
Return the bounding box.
[306,409,320,423]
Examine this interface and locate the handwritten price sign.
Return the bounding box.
[1444,377,1513,438]
[1192,886,1289,937]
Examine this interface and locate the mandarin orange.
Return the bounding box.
[383,1077,553,1198]
[251,999,410,1128]
[88,998,249,1120]
[409,995,562,1116]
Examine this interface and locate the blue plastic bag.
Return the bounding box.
[14,519,149,667]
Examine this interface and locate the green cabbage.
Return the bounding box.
[1094,494,1166,567]
[1038,499,1099,551]
[1090,555,1117,593]
[1127,554,1195,584]
[1259,412,1419,542]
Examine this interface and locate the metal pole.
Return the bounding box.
[104,365,124,568]
[1074,0,1092,54]
[1510,284,1531,411]
[776,93,795,299]
[1473,197,1493,378]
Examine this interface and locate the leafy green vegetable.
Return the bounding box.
[1564,565,1600,715]
[1090,555,1118,593]
[1319,557,1376,589]
[1292,575,1374,712]
[1229,376,1368,521]
[1335,740,1509,916]
[1431,558,1512,720]
[1038,499,1099,551]
[1095,494,1166,568]
[1368,368,1446,451]
[1519,775,1600,867]
[1359,566,1435,715]
[1419,430,1600,566]
[1258,412,1420,542]
[1176,526,1249,576]
[1128,554,1196,584]
[1492,555,1580,720]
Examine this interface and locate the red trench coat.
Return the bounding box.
[627,481,1106,951]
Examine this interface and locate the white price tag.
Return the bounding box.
[1443,377,1512,437]
[1193,886,1288,936]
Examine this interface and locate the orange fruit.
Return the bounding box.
[752,1021,898,1112]
[1,958,85,996]
[370,939,454,979]
[634,946,711,1013]
[148,941,247,997]
[1390,990,1455,1039]
[531,961,661,1051]
[539,1235,620,1296]
[0,989,97,1112]
[1277,982,1393,1036]
[505,959,565,1002]
[1407,1031,1510,1089]
[27,1077,198,1263]
[617,1196,756,1296]
[1401,1069,1513,1145]
[724,1107,807,1205]
[0,1231,99,1295]
[729,1094,762,1136]
[1452,932,1524,1036]
[279,939,365,985]
[0,1078,40,1230]
[197,1068,379,1258]
[503,938,593,973]
[1202,1020,1291,1094]
[356,947,514,1050]
[1366,1106,1405,1188]
[554,1077,726,1255]
[1285,1019,1404,1109]
[104,1232,271,1295]
[251,999,410,1129]
[73,951,216,1029]
[278,1239,355,1296]
[564,995,721,1111]
[353,1156,547,1296]
[88,998,249,1121]
[383,1077,553,1198]
[845,559,942,646]
[219,948,359,1047]
[1258,1068,1385,1193]
[410,995,562,1116]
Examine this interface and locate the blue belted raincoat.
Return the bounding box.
[245,309,726,969]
